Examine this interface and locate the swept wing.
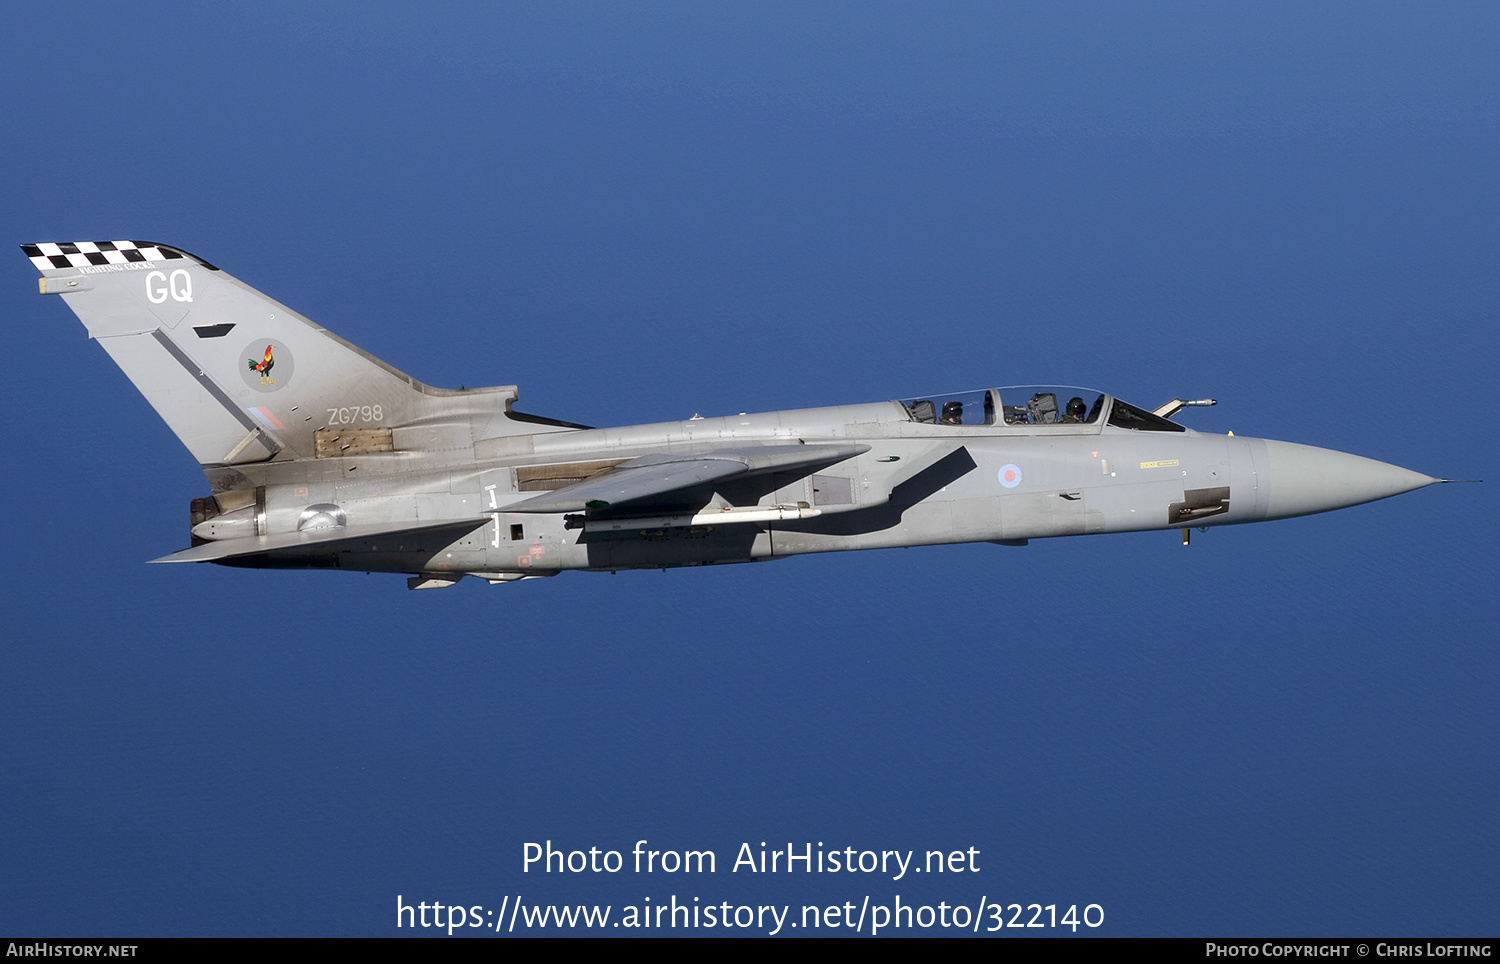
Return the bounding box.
[505,443,870,513]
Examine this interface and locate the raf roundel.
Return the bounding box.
[240,340,295,393]
[998,463,1023,488]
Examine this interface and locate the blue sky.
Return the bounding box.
[2,2,1495,936]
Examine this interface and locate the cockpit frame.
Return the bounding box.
[897,386,1186,434]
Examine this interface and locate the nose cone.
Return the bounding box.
[1262,439,1439,520]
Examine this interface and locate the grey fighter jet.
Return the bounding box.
[25,241,1454,589]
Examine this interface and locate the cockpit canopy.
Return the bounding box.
[898,386,1184,432]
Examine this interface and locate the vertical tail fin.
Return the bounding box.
[26,241,554,478]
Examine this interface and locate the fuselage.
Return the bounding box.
[212,387,1437,581]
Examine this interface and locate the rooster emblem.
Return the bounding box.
[247,345,276,385]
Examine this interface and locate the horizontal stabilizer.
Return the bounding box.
[506,443,869,513]
[150,517,486,564]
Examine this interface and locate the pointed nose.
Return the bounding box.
[1262,440,1439,520]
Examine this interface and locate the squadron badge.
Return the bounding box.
[239,339,295,393]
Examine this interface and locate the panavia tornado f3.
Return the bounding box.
[26,240,1456,589]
